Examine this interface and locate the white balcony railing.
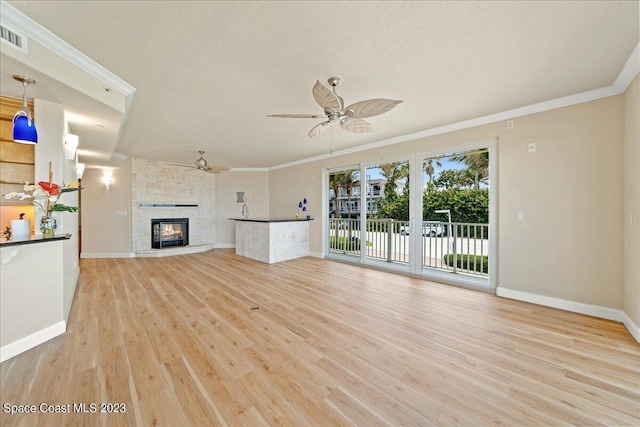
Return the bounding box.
[328,219,489,277]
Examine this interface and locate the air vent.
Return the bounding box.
[0,23,28,54]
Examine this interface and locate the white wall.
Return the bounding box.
[215,170,270,246]
[269,95,625,311]
[80,164,132,258]
[34,99,79,321]
[623,73,640,330]
[79,161,272,253]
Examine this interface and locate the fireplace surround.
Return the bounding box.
[151,218,189,249]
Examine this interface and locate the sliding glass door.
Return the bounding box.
[327,166,361,259]
[363,161,410,266]
[325,139,496,290]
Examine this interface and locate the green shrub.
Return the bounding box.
[443,254,489,274]
[329,236,372,251]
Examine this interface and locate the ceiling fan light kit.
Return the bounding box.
[267,77,403,138]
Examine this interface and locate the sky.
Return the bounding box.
[365,154,466,185]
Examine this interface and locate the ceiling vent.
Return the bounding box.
[0,23,28,55]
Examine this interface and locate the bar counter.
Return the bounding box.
[231,218,311,264]
[1,233,72,247]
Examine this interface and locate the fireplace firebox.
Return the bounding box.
[151,218,189,249]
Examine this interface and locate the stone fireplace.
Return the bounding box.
[131,158,216,255]
[151,218,189,249]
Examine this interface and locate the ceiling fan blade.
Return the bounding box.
[267,113,326,119]
[308,121,331,138]
[167,163,192,168]
[344,99,403,118]
[205,166,231,174]
[340,118,373,134]
[312,80,341,111]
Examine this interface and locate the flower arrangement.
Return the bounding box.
[3,162,80,235]
[4,180,80,215]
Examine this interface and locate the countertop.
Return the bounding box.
[230,218,313,223]
[0,234,72,247]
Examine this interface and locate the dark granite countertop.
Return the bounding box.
[0,233,72,247]
[230,218,313,223]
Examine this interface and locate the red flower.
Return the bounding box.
[39,181,60,196]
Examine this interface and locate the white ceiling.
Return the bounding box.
[1,1,638,169]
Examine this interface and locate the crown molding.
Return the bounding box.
[228,168,269,172]
[0,0,135,97]
[270,86,618,171]
[614,42,640,92]
[271,42,640,171]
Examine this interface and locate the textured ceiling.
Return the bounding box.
[3,1,639,168]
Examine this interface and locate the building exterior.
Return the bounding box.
[328,178,388,219]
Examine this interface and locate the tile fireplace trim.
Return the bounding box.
[135,243,216,258]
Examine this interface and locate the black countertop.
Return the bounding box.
[0,233,72,247]
[230,218,313,223]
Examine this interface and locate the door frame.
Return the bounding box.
[322,137,497,292]
[413,138,497,290]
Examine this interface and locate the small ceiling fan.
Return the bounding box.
[268,77,403,138]
[169,151,230,174]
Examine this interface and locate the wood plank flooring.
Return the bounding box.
[1,249,638,426]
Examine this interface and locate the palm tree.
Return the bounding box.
[329,173,342,218]
[379,162,401,199]
[451,150,489,189]
[424,158,442,184]
[379,162,400,179]
[335,170,358,243]
[397,162,410,194]
[340,171,357,219]
[329,172,351,245]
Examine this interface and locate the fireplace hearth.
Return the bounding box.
[151,218,189,249]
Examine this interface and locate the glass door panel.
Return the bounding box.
[364,161,410,265]
[421,149,490,277]
[327,167,361,258]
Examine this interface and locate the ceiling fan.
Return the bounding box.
[267,77,403,138]
[169,151,230,174]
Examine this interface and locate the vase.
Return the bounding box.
[40,216,57,236]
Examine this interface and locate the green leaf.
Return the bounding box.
[49,204,79,213]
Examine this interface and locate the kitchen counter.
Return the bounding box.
[1,233,71,247]
[232,218,310,264]
[230,218,313,223]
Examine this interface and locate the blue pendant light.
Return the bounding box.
[12,75,38,145]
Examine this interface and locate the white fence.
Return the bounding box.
[328,218,488,277]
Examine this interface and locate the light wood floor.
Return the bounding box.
[1,249,638,426]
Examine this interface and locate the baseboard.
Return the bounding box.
[309,251,324,258]
[215,243,236,249]
[621,311,640,343]
[496,287,639,342]
[496,287,622,321]
[0,320,66,363]
[80,252,135,259]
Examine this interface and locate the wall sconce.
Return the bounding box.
[64,134,79,160]
[75,163,85,180]
[102,172,112,189]
[12,75,38,144]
